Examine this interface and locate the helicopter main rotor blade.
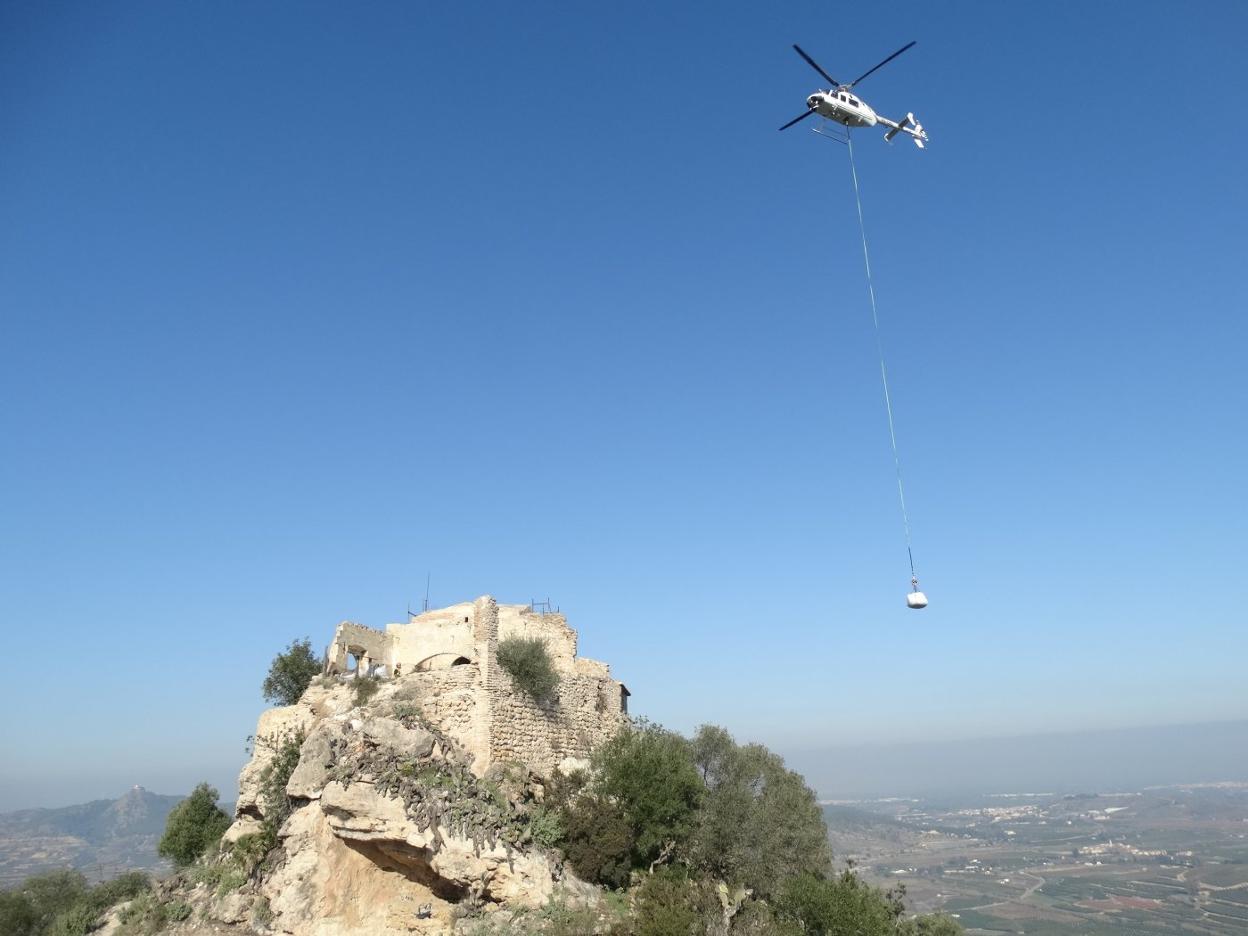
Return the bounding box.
[778,108,817,131]
[847,40,916,88]
[792,45,839,88]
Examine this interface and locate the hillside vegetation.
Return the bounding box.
[0,641,964,936]
[523,719,962,935]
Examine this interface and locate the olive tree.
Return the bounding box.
[158,783,231,868]
[591,720,705,871]
[261,637,321,706]
[688,724,832,898]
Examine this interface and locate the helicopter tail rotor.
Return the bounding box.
[883,112,927,148]
[910,116,926,148]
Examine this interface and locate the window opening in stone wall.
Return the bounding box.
[452,656,470,666]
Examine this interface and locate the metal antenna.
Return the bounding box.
[423,572,431,612]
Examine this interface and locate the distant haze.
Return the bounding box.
[786,720,1248,799]
[2,0,1246,820]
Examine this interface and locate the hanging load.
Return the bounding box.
[906,577,928,610]
[782,40,932,608]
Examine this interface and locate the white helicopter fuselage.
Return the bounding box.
[805,88,927,147]
[782,42,926,146]
[807,89,878,128]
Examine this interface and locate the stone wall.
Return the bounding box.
[328,622,390,673]
[486,671,628,775]
[391,664,484,765]
[325,595,629,778]
[495,607,578,672]
[386,603,477,671]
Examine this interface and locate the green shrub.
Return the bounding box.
[353,675,380,707]
[538,899,616,936]
[222,727,306,875]
[775,870,904,936]
[262,637,321,706]
[115,891,182,936]
[216,866,247,894]
[527,806,564,849]
[189,861,224,887]
[633,867,714,936]
[46,903,99,936]
[187,736,302,898]
[87,871,150,909]
[393,702,422,724]
[115,892,169,936]
[543,767,588,812]
[259,731,304,827]
[158,782,231,868]
[561,794,635,889]
[252,896,273,927]
[547,722,955,935]
[727,897,797,936]
[166,900,192,922]
[227,831,272,873]
[13,870,89,933]
[1,870,156,936]
[897,913,964,935]
[0,891,38,936]
[496,636,559,703]
[458,897,623,936]
[592,721,703,870]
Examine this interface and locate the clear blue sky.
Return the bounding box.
[2,1,1246,809]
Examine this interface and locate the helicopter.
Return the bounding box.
[779,41,928,148]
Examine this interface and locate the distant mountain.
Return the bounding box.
[0,786,184,886]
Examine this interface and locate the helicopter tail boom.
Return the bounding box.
[882,112,927,148]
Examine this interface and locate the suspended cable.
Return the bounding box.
[845,132,923,601]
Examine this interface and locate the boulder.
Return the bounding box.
[287,721,342,800]
[361,717,434,758]
[233,704,316,821]
[214,891,252,924]
[319,778,555,907]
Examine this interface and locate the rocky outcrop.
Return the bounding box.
[220,678,577,935]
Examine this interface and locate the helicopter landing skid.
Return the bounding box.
[812,119,849,144]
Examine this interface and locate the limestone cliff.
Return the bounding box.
[194,596,623,934]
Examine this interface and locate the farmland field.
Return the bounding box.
[824,782,1248,935]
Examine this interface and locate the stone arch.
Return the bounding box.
[414,652,475,672]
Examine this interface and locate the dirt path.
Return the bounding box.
[963,871,1046,912]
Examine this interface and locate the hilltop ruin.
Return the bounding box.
[204,595,632,933]
[324,595,630,777]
